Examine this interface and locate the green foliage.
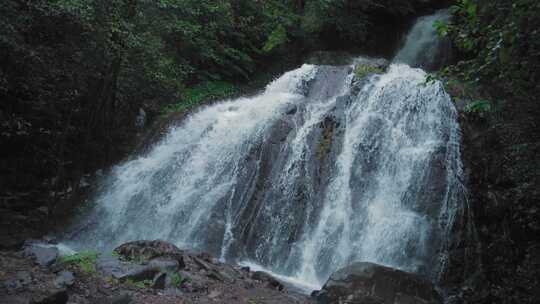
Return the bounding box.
[354,64,383,79]
[464,100,493,114]
[59,251,98,264]
[170,272,183,288]
[60,251,98,274]
[445,0,540,101]
[126,278,152,289]
[433,20,449,37]
[162,81,238,114]
[448,0,479,52]
[422,67,453,86]
[423,73,440,86]
[263,25,288,53]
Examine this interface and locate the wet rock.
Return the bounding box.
[95,254,133,279]
[252,271,284,291]
[0,295,30,304]
[192,256,213,271]
[206,269,236,284]
[285,105,297,115]
[117,259,180,282]
[106,292,133,304]
[315,262,441,304]
[135,108,146,129]
[54,271,75,288]
[351,58,388,83]
[109,240,186,284]
[66,294,90,304]
[219,264,242,281]
[357,57,389,70]
[151,272,166,289]
[208,289,221,299]
[23,242,59,267]
[33,288,69,304]
[162,288,184,297]
[3,271,32,291]
[114,240,185,267]
[96,253,180,283]
[147,258,181,273]
[195,252,210,262]
[241,266,250,272]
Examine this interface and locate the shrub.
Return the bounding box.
[59,251,98,274]
[162,81,238,114]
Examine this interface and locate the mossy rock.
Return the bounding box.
[316,117,337,161]
[353,64,384,79]
[351,57,388,82]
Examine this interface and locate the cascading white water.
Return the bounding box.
[68,64,319,249]
[65,11,463,291]
[293,63,462,286]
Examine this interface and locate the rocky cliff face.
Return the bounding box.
[443,96,540,303]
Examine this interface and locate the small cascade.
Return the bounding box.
[394,10,451,71]
[65,11,464,290]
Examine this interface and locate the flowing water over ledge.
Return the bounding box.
[64,11,464,291]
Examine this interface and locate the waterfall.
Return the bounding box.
[394,10,451,71]
[65,11,463,290]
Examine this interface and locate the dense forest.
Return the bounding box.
[1,0,539,303]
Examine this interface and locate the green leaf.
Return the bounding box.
[433,20,449,37]
[263,25,288,53]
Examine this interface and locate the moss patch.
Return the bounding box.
[353,64,384,79]
[161,81,238,114]
[316,122,335,161]
[59,251,98,274]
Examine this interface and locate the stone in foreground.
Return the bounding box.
[314,262,441,304]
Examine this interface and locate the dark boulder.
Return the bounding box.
[23,242,59,267]
[252,271,284,291]
[97,254,180,282]
[53,271,75,288]
[0,295,30,304]
[114,240,185,266]
[151,272,167,289]
[315,262,441,304]
[95,254,134,279]
[103,292,133,304]
[35,288,69,304]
